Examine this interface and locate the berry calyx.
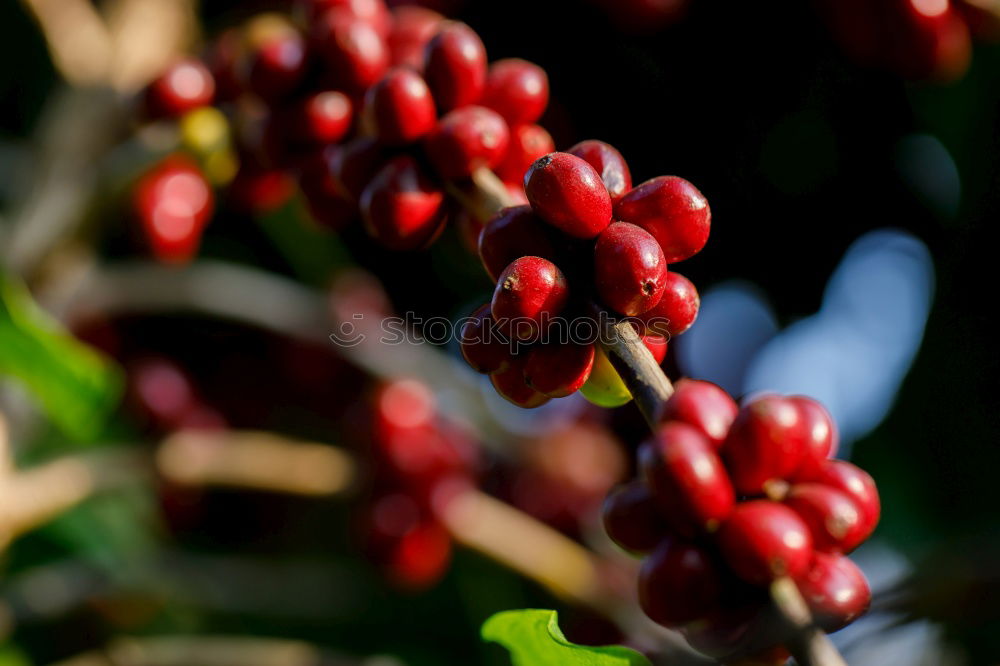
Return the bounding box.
[523,342,595,398]
[566,140,632,203]
[614,175,711,263]
[594,221,668,317]
[637,270,700,337]
[359,155,446,251]
[717,500,813,584]
[480,58,549,126]
[524,152,613,239]
[424,105,510,180]
[364,68,437,145]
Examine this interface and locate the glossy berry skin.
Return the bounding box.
[717,500,813,585]
[490,256,569,341]
[360,155,446,251]
[660,379,738,449]
[523,342,595,398]
[424,106,510,180]
[296,148,356,231]
[144,58,215,118]
[594,221,668,317]
[480,58,549,126]
[615,175,710,263]
[387,5,443,68]
[640,422,735,536]
[566,140,632,203]
[579,348,632,407]
[244,35,309,102]
[478,205,558,282]
[722,394,809,496]
[784,483,865,553]
[601,482,667,553]
[490,356,549,408]
[287,91,353,145]
[794,552,871,632]
[495,124,556,183]
[365,68,436,145]
[387,519,453,589]
[228,163,294,213]
[639,540,723,627]
[797,460,879,545]
[790,396,838,475]
[312,11,389,92]
[459,304,512,374]
[524,153,612,239]
[297,0,392,36]
[637,271,700,337]
[134,157,214,264]
[642,335,668,364]
[331,136,384,201]
[423,22,487,112]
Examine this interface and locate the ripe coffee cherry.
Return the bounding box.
[331,136,384,201]
[717,500,813,584]
[144,58,215,118]
[481,58,549,126]
[594,221,668,317]
[495,123,556,183]
[642,335,668,364]
[601,482,667,553]
[360,155,446,251]
[566,140,632,203]
[615,175,710,263]
[243,34,309,101]
[639,540,723,627]
[637,271,700,337]
[784,483,865,553]
[722,395,809,496]
[794,552,871,632]
[491,257,569,341]
[459,304,512,374]
[297,148,356,230]
[228,163,294,212]
[286,91,353,145]
[134,157,214,264]
[424,106,510,180]
[388,519,453,589]
[387,5,443,68]
[296,0,392,36]
[312,10,389,91]
[365,68,436,145]
[524,153,612,239]
[523,342,595,398]
[206,29,243,102]
[797,460,879,544]
[478,205,558,282]
[790,396,838,475]
[423,22,487,112]
[640,422,735,536]
[579,348,632,407]
[490,356,549,408]
[660,379,738,448]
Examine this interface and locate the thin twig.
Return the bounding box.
[770,577,849,666]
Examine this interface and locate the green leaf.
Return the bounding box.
[0,273,122,440]
[0,644,32,666]
[482,609,652,666]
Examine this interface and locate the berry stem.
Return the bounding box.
[770,576,849,666]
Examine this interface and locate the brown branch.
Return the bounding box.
[18,0,114,86]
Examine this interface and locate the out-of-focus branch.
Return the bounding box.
[0,410,11,476]
[103,0,198,93]
[18,0,114,86]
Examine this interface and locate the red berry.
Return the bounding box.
[491,256,569,341]
[639,422,735,536]
[206,29,243,102]
[523,342,595,398]
[637,271,700,337]
[144,58,215,118]
[639,540,723,627]
[424,106,510,180]
[297,0,392,36]
[228,163,295,213]
[790,396,838,475]
[134,156,214,264]
[459,304,513,374]
[387,5,443,68]
[794,552,870,632]
[331,136,385,201]
[423,22,487,112]
[601,482,667,553]
[360,155,446,251]
[642,335,668,364]
[594,221,668,317]
[480,58,549,126]
[615,175,710,263]
[286,91,353,145]
[660,379,738,448]
[524,152,612,239]
[130,358,197,428]
[566,140,632,203]
[722,395,809,495]
[784,483,865,553]
[312,10,389,92]
[680,599,772,661]
[297,148,356,231]
[478,205,559,283]
[797,460,879,545]
[495,123,556,183]
[388,519,452,589]
[717,500,813,584]
[490,357,549,408]
[365,68,437,145]
[244,34,309,102]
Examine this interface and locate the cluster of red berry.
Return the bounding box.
[602,380,878,662]
[459,144,705,408]
[362,378,478,588]
[133,0,556,261]
[128,357,227,432]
